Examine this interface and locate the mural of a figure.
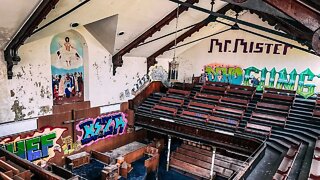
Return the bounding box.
[51,30,85,105]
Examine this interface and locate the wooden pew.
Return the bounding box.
[188,101,215,113]
[170,158,211,179]
[250,112,286,127]
[208,115,239,130]
[219,97,248,110]
[273,144,300,180]
[309,137,320,179]
[0,172,13,180]
[229,84,256,92]
[213,106,244,121]
[313,109,320,118]
[264,87,296,96]
[0,159,20,175]
[167,88,190,98]
[194,92,221,104]
[200,85,226,95]
[256,102,289,116]
[262,93,294,105]
[152,104,178,116]
[160,97,184,107]
[205,81,229,87]
[225,88,254,100]
[180,110,209,122]
[245,123,272,137]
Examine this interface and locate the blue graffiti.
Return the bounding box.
[78,113,127,145]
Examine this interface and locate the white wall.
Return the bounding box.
[178,13,320,91]
[0,27,171,124]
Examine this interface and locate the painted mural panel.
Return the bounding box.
[51,30,85,105]
[76,112,127,147]
[204,64,319,98]
[0,127,66,166]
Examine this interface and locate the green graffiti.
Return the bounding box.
[296,68,316,99]
[204,65,243,85]
[243,66,260,86]
[268,68,277,87]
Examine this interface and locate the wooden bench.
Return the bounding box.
[256,102,289,116]
[188,101,215,113]
[262,93,294,105]
[225,88,254,100]
[205,81,229,87]
[200,85,226,95]
[167,88,191,98]
[229,84,256,92]
[180,110,208,122]
[213,106,244,121]
[313,109,320,118]
[194,92,221,103]
[170,158,211,179]
[219,97,248,110]
[245,123,272,137]
[264,87,296,96]
[160,97,184,107]
[273,144,300,180]
[208,115,239,130]
[152,104,178,116]
[250,112,286,127]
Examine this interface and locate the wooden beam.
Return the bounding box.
[4,0,60,79]
[146,4,234,72]
[112,0,199,75]
[263,0,320,31]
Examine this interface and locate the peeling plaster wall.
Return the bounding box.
[8,36,53,121]
[0,51,14,123]
[178,13,320,89]
[0,27,171,123]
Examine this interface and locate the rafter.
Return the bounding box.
[112,0,199,75]
[4,0,60,79]
[146,4,234,72]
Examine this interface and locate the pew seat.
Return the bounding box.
[194,92,221,104]
[167,88,191,98]
[188,101,215,113]
[200,85,226,95]
[245,123,272,137]
[250,112,286,127]
[152,104,178,116]
[160,97,184,107]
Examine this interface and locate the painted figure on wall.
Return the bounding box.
[51,30,86,105]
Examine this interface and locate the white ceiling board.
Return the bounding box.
[0,0,42,50]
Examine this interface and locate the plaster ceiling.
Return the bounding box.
[0,0,42,50]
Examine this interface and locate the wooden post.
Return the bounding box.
[210,147,216,180]
[166,136,172,171]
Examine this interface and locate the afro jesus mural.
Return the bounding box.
[51,30,86,105]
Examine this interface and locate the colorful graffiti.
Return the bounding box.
[204,64,243,85]
[51,30,85,105]
[203,64,319,98]
[208,39,292,55]
[244,67,318,98]
[76,112,127,147]
[61,136,81,155]
[0,127,66,164]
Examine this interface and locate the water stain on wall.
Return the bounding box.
[39,106,52,115]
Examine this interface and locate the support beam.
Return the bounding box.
[147,4,234,72]
[263,0,320,54]
[4,0,60,79]
[210,147,216,180]
[166,135,172,171]
[263,0,320,32]
[112,0,199,75]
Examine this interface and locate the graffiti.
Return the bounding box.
[208,39,292,55]
[76,112,127,147]
[51,30,85,105]
[204,64,243,85]
[61,136,81,155]
[149,65,170,87]
[132,74,150,95]
[244,67,317,98]
[0,127,66,164]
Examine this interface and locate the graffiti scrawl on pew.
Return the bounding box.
[208,39,292,55]
[76,112,127,147]
[0,127,66,164]
[204,64,320,98]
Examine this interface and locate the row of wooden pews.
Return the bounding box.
[309,137,320,179]
[245,88,295,137]
[169,141,247,179]
[273,143,301,180]
[0,156,33,180]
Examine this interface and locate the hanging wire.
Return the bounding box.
[172,3,180,61]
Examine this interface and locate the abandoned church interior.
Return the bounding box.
[1,0,320,179]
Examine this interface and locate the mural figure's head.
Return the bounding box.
[65,37,70,42]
